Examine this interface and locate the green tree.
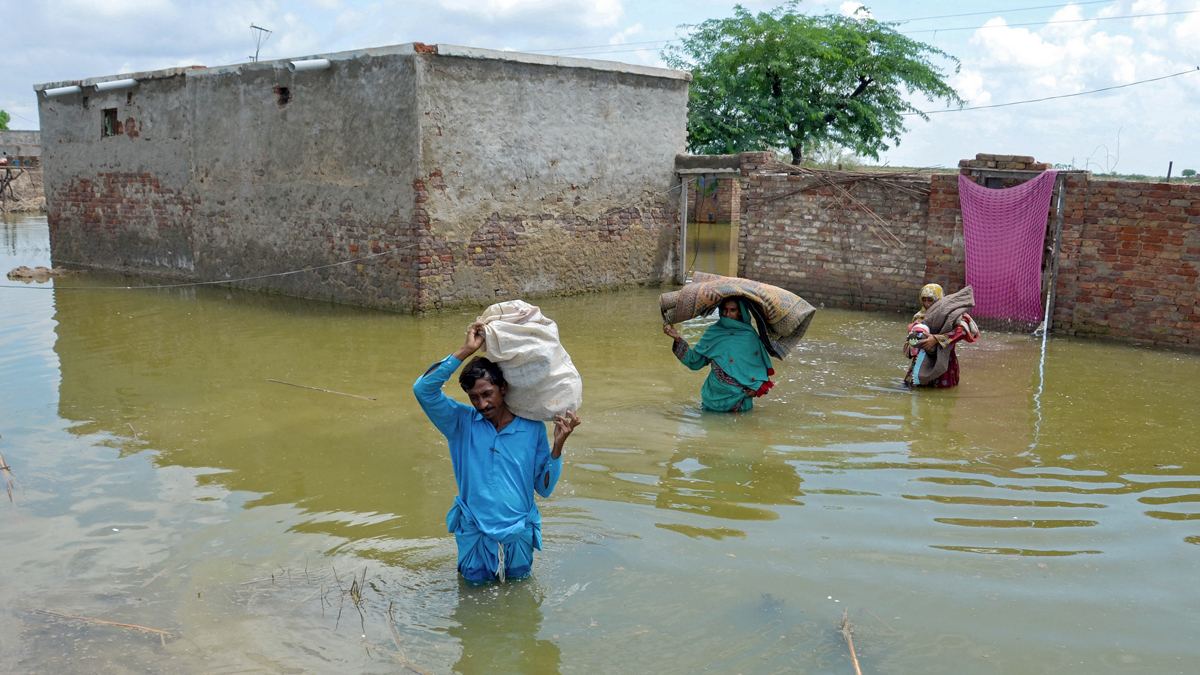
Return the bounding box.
[664,2,964,164]
[1183,169,1196,177]
[0,110,10,131]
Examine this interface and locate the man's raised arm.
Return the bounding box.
[412,322,486,437]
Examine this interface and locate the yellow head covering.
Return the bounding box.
[920,284,944,302]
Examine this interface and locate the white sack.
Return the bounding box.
[476,300,583,421]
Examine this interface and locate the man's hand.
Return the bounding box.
[916,335,938,353]
[452,322,486,361]
[551,410,581,459]
[663,323,682,341]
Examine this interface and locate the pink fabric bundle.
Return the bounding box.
[958,171,1057,323]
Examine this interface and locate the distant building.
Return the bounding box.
[35,44,689,311]
[0,130,41,167]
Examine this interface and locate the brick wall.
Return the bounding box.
[686,175,740,224]
[923,173,966,292]
[50,172,194,269]
[1053,180,1200,345]
[728,152,1200,348]
[735,153,930,311]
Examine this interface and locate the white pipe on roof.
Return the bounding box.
[289,58,330,72]
[94,78,139,91]
[43,85,82,97]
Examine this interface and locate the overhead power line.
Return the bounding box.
[904,67,1200,115]
[898,0,1114,23]
[903,8,1199,34]
[530,5,1196,57]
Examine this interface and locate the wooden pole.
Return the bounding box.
[1044,175,1068,336]
[679,174,688,284]
[840,609,863,675]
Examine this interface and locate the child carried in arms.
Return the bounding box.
[904,284,980,388]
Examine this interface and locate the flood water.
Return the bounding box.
[1,214,1198,674]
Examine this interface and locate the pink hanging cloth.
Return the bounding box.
[958,170,1057,323]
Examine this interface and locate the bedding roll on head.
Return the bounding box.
[475,300,583,421]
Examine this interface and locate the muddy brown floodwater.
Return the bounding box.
[1,214,1198,674]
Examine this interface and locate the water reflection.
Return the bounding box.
[451,581,561,674]
[5,214,1200,673]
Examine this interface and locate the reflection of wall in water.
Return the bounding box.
[50,283,461,544]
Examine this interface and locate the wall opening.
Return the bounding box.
[101,109,121,137]
[273,87,291,108]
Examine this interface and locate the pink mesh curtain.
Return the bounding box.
[959,171,1058,323]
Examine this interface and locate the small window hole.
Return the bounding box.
[274,87,291,108]
[102,108,121,137]
[126,91,133,105]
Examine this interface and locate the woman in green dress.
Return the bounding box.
[663,297,775,412]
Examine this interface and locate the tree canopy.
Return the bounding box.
[0,110,10,131]
[663,2,964,164]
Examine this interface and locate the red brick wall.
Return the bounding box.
[738,170,931,311]
[1052,180,1200,345]
[923,173,966,293]
[49,173,194,269]
[686,175,740,224]
[732,155,1200,347]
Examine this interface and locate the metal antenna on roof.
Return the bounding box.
[250,24,272,62]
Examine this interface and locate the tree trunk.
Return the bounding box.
[790,145,802,165]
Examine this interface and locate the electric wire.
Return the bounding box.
[895,0,1114,23]
[903,66,1199,115]
[527,5,1196,57]
[903,8,1199,34]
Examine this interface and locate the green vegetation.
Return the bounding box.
[0,110,10,131]
[663,1,963,164]
[1183,169,1196,177]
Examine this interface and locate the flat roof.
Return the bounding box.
[34,42,689,91]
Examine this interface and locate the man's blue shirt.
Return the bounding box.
[413,355,561,544]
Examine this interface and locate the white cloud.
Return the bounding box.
[437,0,622,29]
[838,2,870,18]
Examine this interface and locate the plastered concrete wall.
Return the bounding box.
[0,130,42,160]
[412,47,688,309]
[37,45,689,312]
[186,50,421,308]
[40,71,194,269]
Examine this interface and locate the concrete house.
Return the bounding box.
[35,43,690,311]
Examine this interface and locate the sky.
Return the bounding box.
[1,0,1197,175]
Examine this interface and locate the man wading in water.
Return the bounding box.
[414,322,581,583]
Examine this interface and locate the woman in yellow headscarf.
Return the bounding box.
[903,284,979,388]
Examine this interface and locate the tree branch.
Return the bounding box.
[849,75,873,99]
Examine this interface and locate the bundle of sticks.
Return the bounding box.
[763,162,934,249]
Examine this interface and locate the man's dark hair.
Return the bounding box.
[459,356,506,392]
